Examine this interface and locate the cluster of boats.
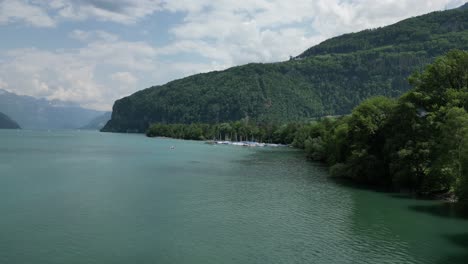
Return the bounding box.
[207,141,286,147]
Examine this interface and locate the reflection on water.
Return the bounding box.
[409,203,468,220]
[0,130,467,264]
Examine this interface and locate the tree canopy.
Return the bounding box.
[103,7,468,133]
[146,50,468,201]
[293,50,468,201]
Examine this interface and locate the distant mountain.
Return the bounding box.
[0,89,104,130]
[459,3,468,10]
[0,112,20,129]
[103,5,468,133]
[80,112,112,130]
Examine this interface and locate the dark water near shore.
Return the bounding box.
[0,130,467,264]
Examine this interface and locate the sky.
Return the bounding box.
[0,0,466,111]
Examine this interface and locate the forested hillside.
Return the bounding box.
[145,50,468,201]
[298,4,468,58]
[103,5,468,133]
[292,50,468,200]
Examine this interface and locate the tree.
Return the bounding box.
[346,97,397,184]
[434,107,468,199]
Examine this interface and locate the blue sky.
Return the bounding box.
[0,0,465,110]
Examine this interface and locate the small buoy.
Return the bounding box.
[170,146,175,150]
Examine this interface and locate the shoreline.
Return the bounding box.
[147,136,464,204]
[147,134,463,204]
[146,135,290,148]
[331,176,460,203]
[205,140,288,148]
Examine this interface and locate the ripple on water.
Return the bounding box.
[1,131,468,264]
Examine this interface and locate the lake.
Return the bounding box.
[0,130,467,264]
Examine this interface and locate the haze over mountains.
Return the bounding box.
[0,89,104,130]
[102,4,468,133]
[80,112,112,130]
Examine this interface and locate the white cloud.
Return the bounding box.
[0,0,55,27]
[110,71,138,95]
[110,72,137,85]
[1,47,103,106]
[2,0,464,30]
[51,0,164,24]
[160,0,466,64]
[0,0,466,110]
[0,77,8,89]
[0,26,229,110]
[0,34,159,110]
[0,0,164,26]
[69,29,119,42]
[48,0,162,24]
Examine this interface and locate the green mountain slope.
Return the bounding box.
[103,5,468,133]
[298,4,468,58]
[0,112,20,129]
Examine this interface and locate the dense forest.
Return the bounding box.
[103,5,468,133]
[296,50,468,201]
[0,112,20,129]
[298,3,468,58]
[147,50,468,201]
[147,120,296,143]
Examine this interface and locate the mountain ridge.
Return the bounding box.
[103,5,468,133]
[0,89,105,130]
[458,2,468,10]
[80,112,112,130]
[298,5,468,58]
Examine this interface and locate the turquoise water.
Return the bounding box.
[0,130,467,264]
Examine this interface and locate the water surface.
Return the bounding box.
[0,130,467,263]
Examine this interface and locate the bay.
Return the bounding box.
[0,130,467,264]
